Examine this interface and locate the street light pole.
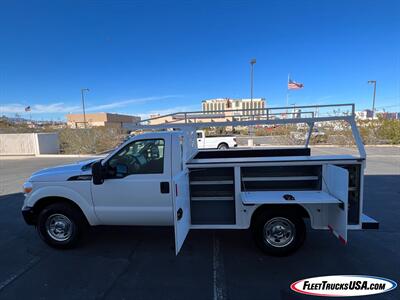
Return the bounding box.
[249,59,256,143]
[367,80,376,119]
[250,58,256,121]
[81,88,89,128]
[291,103,296,118]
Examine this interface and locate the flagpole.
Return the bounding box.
[286,73,290,116]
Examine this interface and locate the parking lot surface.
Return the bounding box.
[0,147,399,300]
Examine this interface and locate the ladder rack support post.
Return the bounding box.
[349,118,366,159]
[305,122,314,148]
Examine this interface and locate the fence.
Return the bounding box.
[0,133,59,155]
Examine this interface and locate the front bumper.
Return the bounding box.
[22,206,36,225]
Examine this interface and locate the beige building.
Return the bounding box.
[202,98,266,116]
[147,98,266,126]
[66,112,141,129]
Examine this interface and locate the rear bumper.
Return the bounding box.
[361,214,379,230]
[22,206,36,225]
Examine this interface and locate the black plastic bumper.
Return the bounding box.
[361,214,379,230]
[22,207,36,225]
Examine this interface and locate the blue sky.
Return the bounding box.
[0,0,399,121]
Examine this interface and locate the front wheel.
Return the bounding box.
[37,203,86,249]
[252,211,306,256]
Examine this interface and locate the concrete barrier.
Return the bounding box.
[0,133,59,155]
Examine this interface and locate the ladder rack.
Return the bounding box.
[124,103,366,158]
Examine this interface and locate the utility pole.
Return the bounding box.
[81,88,89,128]
[249,59,256,144]
[291,103,296,119]
[250,58,256,121]
[367,80,376,119]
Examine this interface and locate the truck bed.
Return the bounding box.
[193,147,310,159]
[187,151,363,226]
[188,154,362,165]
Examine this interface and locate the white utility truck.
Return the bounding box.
[196,130,237,149]
[22,104,378,256]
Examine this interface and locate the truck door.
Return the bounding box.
[91,136,173,225]
[172,170,191,255]
[324,164,349,244]
[196,131,205,149]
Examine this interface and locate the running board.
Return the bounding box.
[361,214,379,230]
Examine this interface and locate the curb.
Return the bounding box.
[36,154,103,158]
[0,154,103,159]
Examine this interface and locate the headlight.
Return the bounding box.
[23,182,33,194]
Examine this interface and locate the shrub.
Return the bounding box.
[377,119,400,144]
[59,127,125,154]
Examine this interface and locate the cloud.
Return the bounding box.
[0,95,182,115]
[0,102,81,114]
[85,95,182,111]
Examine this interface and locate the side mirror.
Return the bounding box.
[92,161,104,185]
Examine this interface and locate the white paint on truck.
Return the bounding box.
[21,107,378,255]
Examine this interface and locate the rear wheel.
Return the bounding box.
[37,202,86,249]
[252,211,306,256]
[217,143,229,150]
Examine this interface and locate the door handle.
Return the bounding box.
[177,208,183,221]
[160,182,170,194]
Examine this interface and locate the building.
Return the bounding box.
[202,98,266,117]
[356,109,399,120]
[147,98,267,127]
[355,109,374,120]
[375,112,399,120]
[66,112,141,129]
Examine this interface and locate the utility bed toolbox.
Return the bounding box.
[241,190,342,205]
[189,167,236,225]
[194,147,311,159]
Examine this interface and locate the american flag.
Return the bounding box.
[25,106,31,112]
[288,79,304,90]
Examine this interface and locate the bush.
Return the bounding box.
[377,119,400,144]
[59,127,125,154]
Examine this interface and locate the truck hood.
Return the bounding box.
[29,158,101,182]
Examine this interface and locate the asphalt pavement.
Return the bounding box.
[0,147,399,300]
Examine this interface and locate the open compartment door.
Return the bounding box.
[172,170,191,255]
[323,165,349,244]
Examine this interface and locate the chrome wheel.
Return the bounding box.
[263,217,295,248]
[46,214,73,242]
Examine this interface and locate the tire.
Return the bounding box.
[37,202,86,249]
[252,210,306,256]
[218,143,229,150]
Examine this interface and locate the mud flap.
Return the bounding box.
[324,165,349,244]
[172,171,191,255]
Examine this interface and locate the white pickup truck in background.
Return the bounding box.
[196,130,237,149]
